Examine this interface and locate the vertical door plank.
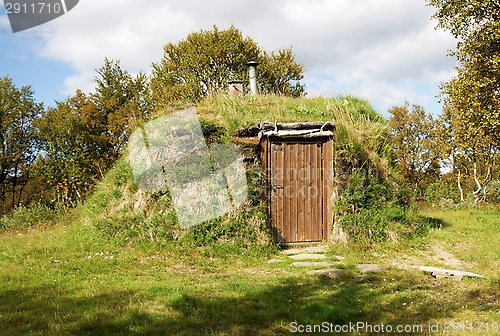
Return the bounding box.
[289,143,297,242]
[297,143,306,241]
[323,139,334,241]
[276,143,285,242]
[283,143,291,242]
[317,142,324,239]
[270,143,279,241]
[305,143,313,241]
[311,142,318,240]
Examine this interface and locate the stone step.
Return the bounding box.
[289,253,326,260]
[281,246,329,255]
[306,268,346,277]
[291,261,341,267]
[419,266,485,282]
[266,259,283,264]
[356,264,387,273]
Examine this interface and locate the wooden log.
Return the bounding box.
[259,121,335,131]
[235,121,335,137]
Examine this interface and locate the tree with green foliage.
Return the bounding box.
[389,103,440,194]
[93,58,153,164]
[0,77,43,215]
[437,105,499,203]
[35,90,99,203]
[35,59,153,204]
[428,0,500,202]
[258,49,305,98]
[151,25,305,107]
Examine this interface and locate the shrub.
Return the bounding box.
[0,203,70,232]
[334,168,425,245]
[425,180,461,206]
[336,205,430,246]
[184,202,271,247]
[485,180,500,204]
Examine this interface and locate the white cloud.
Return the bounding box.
[31,0,196,98]
[37,1,194,70]
[60,71,96,97]
[348,21,457,83]
[0,14,10,32]
[298,1,457,113]
[28,0,458,113]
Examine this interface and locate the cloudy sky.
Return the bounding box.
[0,0,458,116]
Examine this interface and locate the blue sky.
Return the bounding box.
[1,31,73,106]
[0,0,458,116]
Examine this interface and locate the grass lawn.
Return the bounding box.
[1,207,499,335]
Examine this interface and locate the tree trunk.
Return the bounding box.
[473,163,482,203]
[457,169,464,202]
[472,162,492,204]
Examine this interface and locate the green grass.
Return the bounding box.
[196,94,383,133]
[196,94,391,172]
[2,96,499,335]
[1,207,500,335]
[420,207,500,279]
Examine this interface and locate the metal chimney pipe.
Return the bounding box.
[247,61,259,95]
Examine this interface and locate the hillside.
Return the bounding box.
[79,93,399,249]
[1,94,420,246]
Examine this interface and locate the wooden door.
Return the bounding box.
[268,139,332,243]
